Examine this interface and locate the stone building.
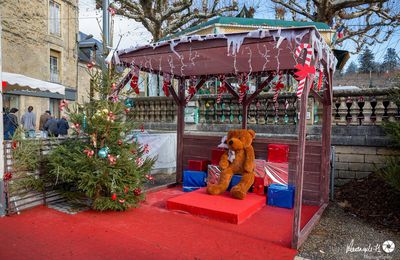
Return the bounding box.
[1,0,78,129]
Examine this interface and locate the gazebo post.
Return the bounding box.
[175,78,185,183]
[321,70,333,203]
[242,102,248,129]
[291,78,312,249]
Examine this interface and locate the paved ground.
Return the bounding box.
[298,203,400,260]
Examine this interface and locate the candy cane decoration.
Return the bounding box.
[273,72,284,103]
[185,76,197,104]
[294,43,315,98]
[317,67,324,91]
[217,75,227,104]
[238,73,249,104]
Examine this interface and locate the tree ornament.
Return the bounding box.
[111,83,116,90]
[111,95,119,103]
[124,98,134,108]
[98,147,109,158]
[133,188,142,196]
[87,61,95,69]
[130,75,139,95]
[12,140,17,150]
[143,144,150,154]
[131,149,137,155]
[124,108,130,113]
[84,149,94,158]
[294,43,315,98]
[91,133,97,148]
[3,172,12,181]
[118,199,126,204]
[117,139,123,145]
[82,113,87,129]
[136,157,144,167]
[107,154,117,165]
[124,186,129,193]
[107,111,116,122]
[111,193,117,201]
[108,6,116,16]
[145,174,154,181]
[140,124,145,132]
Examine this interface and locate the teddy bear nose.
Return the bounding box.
[228,140,233,145]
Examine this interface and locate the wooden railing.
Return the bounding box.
[130,88,400,126]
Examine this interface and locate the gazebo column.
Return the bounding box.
[242,102,248,129]
[321,70,333,203]
[291,78,312,249]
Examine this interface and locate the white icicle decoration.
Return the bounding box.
[226,34,246,55]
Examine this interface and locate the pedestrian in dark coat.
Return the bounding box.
[3,108,19,140]
[44,117,59,137]
[58,116,69,137]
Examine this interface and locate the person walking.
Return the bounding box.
[58,116,69,137]
[21,106,36,138]
[3,108,19,140]
[39,110,51,138]
[44,116,59,137]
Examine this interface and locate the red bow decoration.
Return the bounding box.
[188,86,197,96]
[294,64,316,81]
[239,84,249,94]
[130,75,139,95]
[162,80,170,97]
[3,172,12,181]
[59,99,69,111]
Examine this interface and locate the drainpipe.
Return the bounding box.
[0,16,5,216]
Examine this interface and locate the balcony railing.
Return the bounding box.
[129,88,399,127]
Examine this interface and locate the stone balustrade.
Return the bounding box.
[130,88,399,126]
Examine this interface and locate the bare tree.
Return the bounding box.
[97,0,239,42]
[271,0,400,52]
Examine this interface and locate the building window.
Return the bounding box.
[49,1,61,36]
[50,55,59,83]
[49,99,60,119]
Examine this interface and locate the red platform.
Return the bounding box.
[166,188,266,224]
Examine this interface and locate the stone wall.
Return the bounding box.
[334,146,399,186]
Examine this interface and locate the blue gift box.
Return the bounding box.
[183,170,207,192]
[227,175,242,191]
[267,184,295,209]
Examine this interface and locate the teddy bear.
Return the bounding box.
[207,129,256,200]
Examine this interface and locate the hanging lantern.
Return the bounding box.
[124,98,134,108]
[98,147,110,159]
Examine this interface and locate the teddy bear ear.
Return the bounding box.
[247,129,256,139]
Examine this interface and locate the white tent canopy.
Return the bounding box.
[2,72,65,95]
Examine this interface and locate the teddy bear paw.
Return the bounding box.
[206,185,225,195]
[230,186,246,200]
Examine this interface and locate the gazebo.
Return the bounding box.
[117,26,337,249]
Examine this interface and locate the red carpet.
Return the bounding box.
[166,188,266,224]
[0,187,319,260]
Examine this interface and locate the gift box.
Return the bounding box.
[211,148,226,165]
[267,184,295,209]
[267,144,289,163]
[252,176,265,195]
[188,160,209,171]
[207,165,220,185]
[183,170,207,192]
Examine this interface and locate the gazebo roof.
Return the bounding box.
[118,27,337,78]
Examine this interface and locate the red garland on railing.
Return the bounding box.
[217,75,227,104]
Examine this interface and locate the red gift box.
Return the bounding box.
[267,144,289,163]
[188,160,209,171]
[252,176,265,195]
[211,148,226,165]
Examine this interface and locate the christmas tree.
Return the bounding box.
[46,66,155,211]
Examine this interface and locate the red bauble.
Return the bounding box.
[118,199,126,204]
[117,139,123,145]
[12,140,17,150]
[3,172,12,181]
[124,186,129,193]
[125,108,130,113]
[111,193,117,200]
[133,188,142,196]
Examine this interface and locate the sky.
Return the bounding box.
[79,0,400,70]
